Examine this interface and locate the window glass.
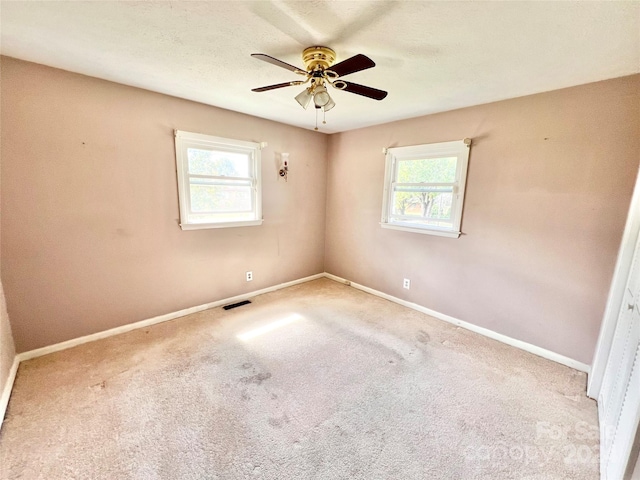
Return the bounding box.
[396,156,457,183]
[189,184,253,213]
[187,148,250,177]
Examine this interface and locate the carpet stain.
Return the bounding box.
[416,330,431,344]
[240,372,272,385]
[89,380,106,391]
[267,415,289,428]
[200,354,220,365]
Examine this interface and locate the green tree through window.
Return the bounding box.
[394,156,456,219]
[187,148,245,177]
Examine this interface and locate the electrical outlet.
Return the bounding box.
[403,278,410,289]
[246,271,253,282]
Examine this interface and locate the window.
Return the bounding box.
[174,130,262,230]
[381,139,471,238]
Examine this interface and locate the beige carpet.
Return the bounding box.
[0,278,598,479]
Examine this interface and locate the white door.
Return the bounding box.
[599,232,640,479]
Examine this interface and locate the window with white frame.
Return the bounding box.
[381,139,471,238]
[174,130,262,230]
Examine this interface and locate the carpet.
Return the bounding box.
[0,278,598,479]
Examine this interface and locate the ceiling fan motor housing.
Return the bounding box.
[302,46,336,71]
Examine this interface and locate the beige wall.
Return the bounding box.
[1,57,327,353]
[325,75,640,365]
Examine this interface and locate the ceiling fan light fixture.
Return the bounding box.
[323,97,336,112]
[295,87,313,109]
[313,85,331,107]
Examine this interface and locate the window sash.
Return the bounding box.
[187,176,256,217]
[391,182,455,187]
[188,174,254,183]
[184,168,258,219]
[381,139,471,237]
[392,183,455,194]
[188,176,254,190]
[175,130,262,229]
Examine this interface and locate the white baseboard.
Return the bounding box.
[323,273,591,374]
[1,357,20,425]
[17,273,325,363]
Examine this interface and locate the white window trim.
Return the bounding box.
[174,130,263,230]
[380,139,471,238]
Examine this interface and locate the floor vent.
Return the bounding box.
[223,300,252,310]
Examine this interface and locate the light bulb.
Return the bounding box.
[313,85,331,107]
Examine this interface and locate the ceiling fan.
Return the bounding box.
[251,46,387,117]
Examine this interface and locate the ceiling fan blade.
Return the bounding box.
[251,53,306,74]
[341,81,388,100]
[251,81,302,92]
[330,54,375,77]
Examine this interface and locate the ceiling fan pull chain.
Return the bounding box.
[323,109,326,125]
[315,108,319,131]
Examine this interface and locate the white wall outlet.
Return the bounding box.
[246,271,253,282]
[403,278,410,289]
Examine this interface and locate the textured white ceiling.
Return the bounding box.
[1,1,639,133]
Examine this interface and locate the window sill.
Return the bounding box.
[380,222,461,238]
[180,219,263,230]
